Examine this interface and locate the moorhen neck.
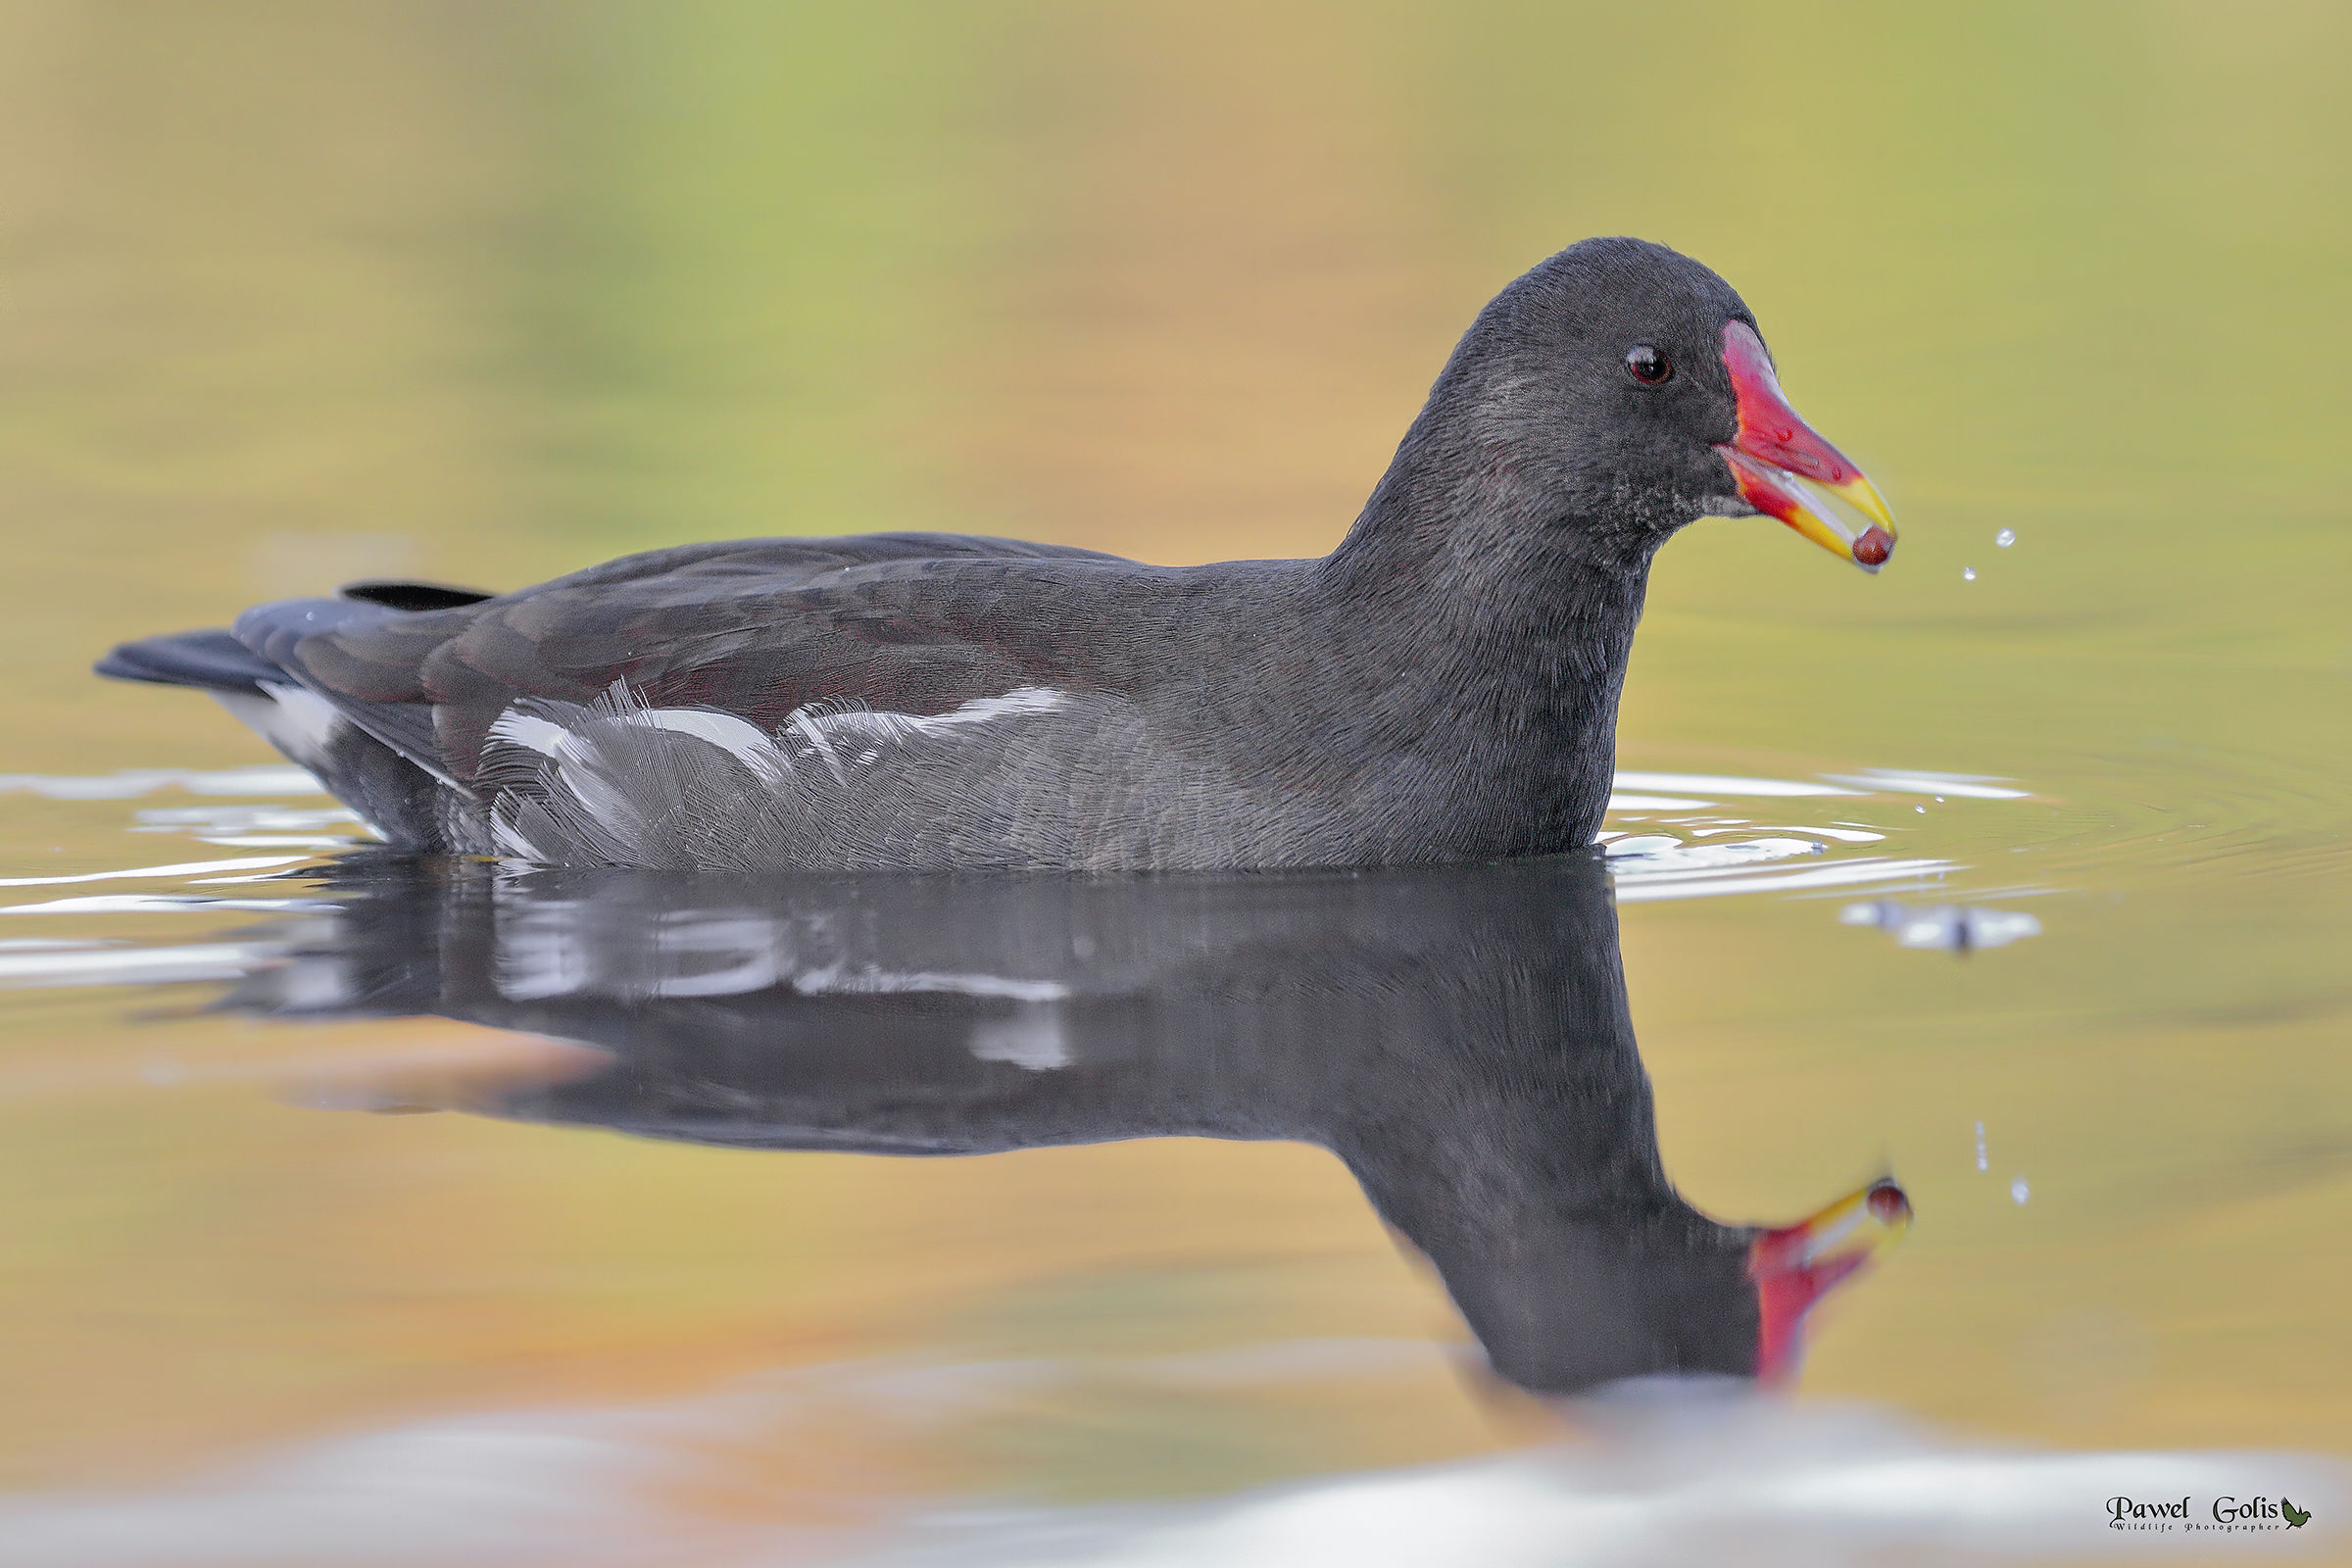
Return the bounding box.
[97,237,1897,871]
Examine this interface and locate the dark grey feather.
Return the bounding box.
[100,239,1786,870]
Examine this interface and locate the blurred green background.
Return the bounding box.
[8,2,2348,792]
[0,0,2347,1549]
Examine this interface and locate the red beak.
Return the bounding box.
[1714,321,1898,572]
[1750,1176,1912,1383]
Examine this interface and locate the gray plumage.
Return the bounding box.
[102,238,1776,871]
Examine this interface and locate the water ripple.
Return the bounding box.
[6,746,2318,986]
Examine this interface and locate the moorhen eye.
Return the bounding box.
[1624,345,1672,385]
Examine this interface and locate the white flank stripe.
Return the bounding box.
[633,710,788,773]
[810,686,1069,742]
[485,712,572,758]
[910,686,1069,728]
[786,708,852,784]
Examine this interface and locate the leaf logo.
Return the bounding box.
[2281,1496,2311,1529]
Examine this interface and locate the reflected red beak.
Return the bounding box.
[1750,1176,1912,1383]
[1715,321,1898,572]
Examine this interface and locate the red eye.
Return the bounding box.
[1625,345,1672,384]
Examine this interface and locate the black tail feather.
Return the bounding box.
[96,592,490,853]
[95,629,284,692]
[337,579,494,612]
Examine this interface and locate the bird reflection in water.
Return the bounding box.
[227,854,1908,1397]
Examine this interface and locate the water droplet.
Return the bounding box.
[1995,527,2016,548]
[2010,1176,2031,1205]
[1961,566,1978,582]
[1915,805,1927,813]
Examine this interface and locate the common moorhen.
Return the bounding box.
[99,237,1896,870]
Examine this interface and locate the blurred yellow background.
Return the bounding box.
[0,1,2346,1552]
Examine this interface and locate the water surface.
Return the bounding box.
[1,3,2348,1563]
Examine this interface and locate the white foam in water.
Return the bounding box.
[0,1345,1439,1567]
[1689,825,1884,844]
[1604,836,1825,870]
[890,1424,2343,1567]
[0,856,312,889]
[0,941,275,988]
[1595,762,2033,904]
[0,1358,2331,1568]
[1612,771,1861,799]
[1818,769,2032,801]
[133,803,376,850]
[135,806,361,832]
[1601,835,1684,858]
[0,766,325,800]
[2,894,337,916]
[1614,857,1957,905]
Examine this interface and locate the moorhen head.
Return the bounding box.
[1337,236,1895,582]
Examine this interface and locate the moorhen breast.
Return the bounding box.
[97,237,1896,871]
